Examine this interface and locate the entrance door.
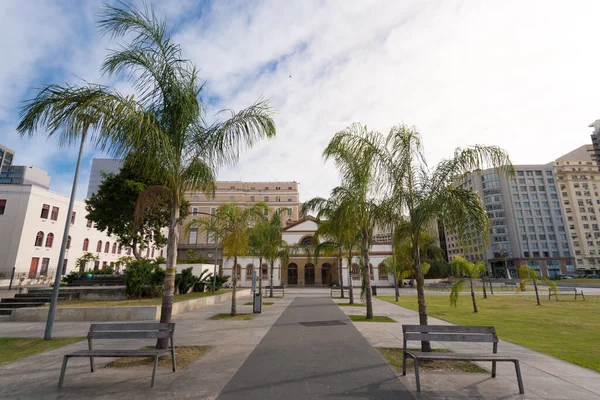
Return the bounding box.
[29,257,39,278]
[288,263,298,285]
[305,263,315,285]
[321,263,332,285]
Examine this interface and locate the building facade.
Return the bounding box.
[180,181,301,264]
[554,145,600,271]
[0,144,15,171]
[446,165,574,278]
[0,165,50,189]
[86,158,124,198]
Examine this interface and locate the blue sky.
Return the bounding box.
[2,0,600,201]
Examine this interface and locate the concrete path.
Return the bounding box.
[217,296,411,399]
[341,297,600,400]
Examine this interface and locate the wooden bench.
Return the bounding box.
[262,285,284,297]
[58,323,176,388]
[330,286,348,298]
[501,282,518,291]
[402,325,524,394]
[548,287,585,301]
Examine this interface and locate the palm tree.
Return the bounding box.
[518,265,556,305]
[249,216,270,291]
[188,203,265,315]
[17,3,275,345]
[312,220,345,298]
[389,226,443,287]
[449,256,487,313]
[328,123,513,350]
[262,210,289,298]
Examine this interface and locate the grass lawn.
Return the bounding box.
[55,290,230,307]
[337,302,366,307]
[378,348,487,373]
[378,294,600,372]
[209,313,255,321]
[104,346,210,369]
[0,337,85,364]
[551,279,600,285]
[243,301,274,306]
[348,315,396,323]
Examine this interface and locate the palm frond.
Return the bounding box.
[450,278,465,307]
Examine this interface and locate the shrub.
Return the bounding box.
[61,271,83,285]
[176,267,196,294]
[205,274,229,292]
[425,260,451,279]
[124,259,165,299]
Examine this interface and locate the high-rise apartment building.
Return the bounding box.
[446,165,573,278]
[0,145,15,171]
[589,120,600,168]
[86,158,124,198]
[554,145,600,271]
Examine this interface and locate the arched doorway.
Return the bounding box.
[288,263,298,285]
[321,263,332,285]
[305,263,315,285]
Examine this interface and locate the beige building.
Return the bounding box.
[554,145,600,271]
[179,181,300,263]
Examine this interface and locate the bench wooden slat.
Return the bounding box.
[90,323,175,331]
[403,325,496,334]
[405,333,498,343]
[405,351,516,362]
[89,330,173,340]
[68,349,171,357]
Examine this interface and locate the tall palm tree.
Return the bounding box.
[312,219,345,297]
[262,210,289,298]
[189,202,265,315]
[17,3,275,344]
[249,216,270,291]
[328,123,513,350]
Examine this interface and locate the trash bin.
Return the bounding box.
[371,285,377,296]
[253,291,262,313]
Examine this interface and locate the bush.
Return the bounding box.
[175,267,196,294]
[95,265,116,275]
[124,259,165,299]
[205,274,229,292]
[425,260,451,279]
[61,271,83,285]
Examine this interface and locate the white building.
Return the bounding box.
[86,158,123,198]
[222,216,394,288]
[0,183,166,280]
[0,165,50,189]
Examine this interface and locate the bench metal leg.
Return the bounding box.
[414,358,421,392]
[58,356,69,387]
[90,355,95,372]
[402,353,407,376]
[492,361,497,378]
[171,348,176,372]
[514,360,524,394]
[151,355,159,388]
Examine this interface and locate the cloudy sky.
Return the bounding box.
[1,0,599,201]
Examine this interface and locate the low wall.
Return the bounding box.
[8,289,251,322]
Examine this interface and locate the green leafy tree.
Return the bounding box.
[518,265,556,305]
[327,123,513,350]
[450,257,486,313]
[75,252,100,273]
[18,3,275,347]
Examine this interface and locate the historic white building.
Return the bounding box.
[0,183,166,281]
[222,216,395,288]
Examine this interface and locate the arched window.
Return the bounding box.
[83,238,89,251]
[96,240,102,252]
[66,236,71,249]
[112,243,117,254]
[351,263,359,280]
[45,233,54,248]
[246,264,254,280]
[235,264,242,281]
[369,263,374,280]
[34,231,44,247]
[127,248,132,255]
[152,248,155,257]
[104,242,110,253]
[378,263,388,280]
[262,263,268,280]
[300,236,314,246]
[118,246,122,255]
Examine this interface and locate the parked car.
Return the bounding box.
[586,274,600,279]
[563,275,575,279]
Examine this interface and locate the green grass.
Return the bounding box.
[348,315,396,322]
[208,313,256,321]
[243,301,274,306]
[378,348,487,373]
[337,302,366,307]
[551,279,600,285]
[55,290,230,307]
[378,294,600,372]
[0,337,85,364]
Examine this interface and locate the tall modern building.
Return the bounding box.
[554,144,600,271]
[86,158,124,198]
[0,144,15,170]
[589,120,600,168]
[446,165,574,278]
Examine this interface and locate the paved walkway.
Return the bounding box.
[218,297,411,399]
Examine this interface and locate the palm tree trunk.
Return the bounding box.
[363,238,373,319]
[258,257,263,292]
[533,278,540,305]
[339,254,344,298]
[157,202,179,349]
[269,260,274,298]
[470,278,478,313]
[413,237,431,352]
[231,255,237,316]
[132,238,142,260]
[348,251,354,305]
[481,273,487,299]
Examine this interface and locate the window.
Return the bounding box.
[94,261,100,271]
[70,211,76,225]
[246,264,254,281]
[34,231,44,247]
[104,242,110,253]
[351,263,359,279]
[40,258,50,276]
[29,258,40,278]
[229,196,234,201]
[66,236,71,249]
[41,204,50,219]
[96,240,102,252]
[112,243,117,254]
[191,207,198,216]
[264,196,269,202]
[378,263,388,280]
[0,199,6,215]
[45,233,54,248]
[250,196,255,202]
[51,206,59,221]
[210,207,216,215]
[86,219,93,228]
[62,259,68,276]
[236,264,242,280]
[83,238,89,251]
[118,246,122,254]
[262,264,268,279]
[369,264,374,280]
[188,229,198,244]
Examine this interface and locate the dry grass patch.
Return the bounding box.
[0,337,85,364]
[104,346,210,369]
[337,302,366,307]
[379,348,488,373]
[348,315,396,322]
[209,313,255,321]
[243,301,274,306]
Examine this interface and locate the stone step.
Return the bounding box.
[1,297,70,304]
[15,293,79,300]
[0,309,13,316]
[0,302,48,309]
